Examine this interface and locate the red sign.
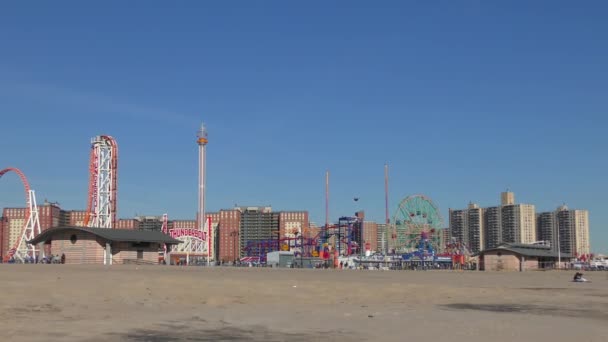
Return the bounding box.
[169,228,207,241]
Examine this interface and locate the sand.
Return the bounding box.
[1,265,607,341]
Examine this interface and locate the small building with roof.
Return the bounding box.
[29,226,181,265]
[476,243,573,271]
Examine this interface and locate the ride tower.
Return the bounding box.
[167,123,213,264]
[197,122,208,251]
[84,135,118,228]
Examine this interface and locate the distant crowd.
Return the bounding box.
[4,253,66,264]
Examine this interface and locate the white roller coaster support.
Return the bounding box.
[13,190,43,262]
[89,136,114,228]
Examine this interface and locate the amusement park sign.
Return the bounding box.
[169,228,208,241]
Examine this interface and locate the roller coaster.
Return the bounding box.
[243,216,363,263]
[242,195,471,266]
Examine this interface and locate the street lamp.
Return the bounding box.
[557,223,561,270]
[230,230,239,264]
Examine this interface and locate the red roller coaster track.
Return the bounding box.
[0,167,32,259]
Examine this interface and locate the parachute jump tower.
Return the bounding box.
[84,135,118,228]
[168,123,212,263]
[0,167,43,262]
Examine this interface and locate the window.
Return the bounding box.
[137,250,143,259]
[70,234,77,244]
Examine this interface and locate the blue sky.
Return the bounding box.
[1,2,606,251]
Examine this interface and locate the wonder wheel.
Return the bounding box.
[391,194,444,253]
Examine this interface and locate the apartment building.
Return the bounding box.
[502,204,536,244]
[279,211,309,250]
[450,192,536,252]
[237,206,280,257]
[448,203,484,253]
[376,223,389,253]
[217,209,241,262]
[135,216,163,232]
[362,221,378,253]
[1,201,64,256]
[536,211,557,247]
[546,206,591,256]
[483,206,502,249]
[467,204,484,253]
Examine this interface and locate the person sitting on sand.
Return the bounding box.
[573,272,587,282]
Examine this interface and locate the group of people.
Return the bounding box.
[4,253,65,264]
[39,254,66,264]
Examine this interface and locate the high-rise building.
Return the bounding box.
[449,208,468,247]
[362,221,378,252]
[502,204,536,244]
[440,228,450,252]
[376,223,389,253]
[237,206,280,257]
[0,215,7,257]
[306,222,321,239]
[279,211,309,250]
[67,210,87,226]
[448,203,484,253]
[501,191,515,206]
[0,201,65,257]
[39,201,62,231]
[135,216,164,232]
[467,204,484,253]
[115,219,139,229]
[554,206,590,256]
[451,192,536,251]
[2,208,25,255]
[170,220,197,230]
[206,212,220,262]
[537,211,557,247]
[218,209,241,262]
[573,210,590,256]
[484,206,502,249]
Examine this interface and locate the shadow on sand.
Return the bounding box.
[441,303,608,321]
[111,321,349,342]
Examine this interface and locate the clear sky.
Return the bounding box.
[1,2,606,251]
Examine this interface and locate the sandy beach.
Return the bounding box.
[1,265,606,341]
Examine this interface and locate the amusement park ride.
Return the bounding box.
[1,127,470,266]
[1,135,119,262]
[0,168,42,262]
[84,135,118,229]
[242,193,471,266]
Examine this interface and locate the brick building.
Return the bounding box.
[115,219,139,229]
[1,200,309,263]
[207,212,220,262]
[477,243,572,271]
[306,222,321,239]
[217,209,241,262]
[30,226,180,265]
[67,210,87,226]
[0,215,7,258]
[170,220,196,230]
[362,221,378,252]
[1,201,64,257]
[279,211,309,250]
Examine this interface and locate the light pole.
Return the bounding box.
[557,222,561,270]
[230,230,239,264]
[295,231,303,268]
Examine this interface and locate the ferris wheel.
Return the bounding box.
[391,194,444,253]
